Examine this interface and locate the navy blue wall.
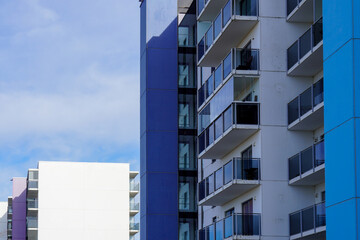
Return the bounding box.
[140,0,179,239]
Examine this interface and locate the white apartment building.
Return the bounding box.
[0,202,7,240]
[197,0,325,239]
[24,161,139,240]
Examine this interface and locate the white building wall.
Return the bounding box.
[0,202,7,240]
[37,161,130,240]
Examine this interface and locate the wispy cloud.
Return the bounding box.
[0,0,140,200]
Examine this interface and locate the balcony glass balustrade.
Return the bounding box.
[27,180,38,189]
[130,223,140,231]
[287,17,323,73]
[27,199,38,209]
[197,0,258,64]
[130,181,140,192]
[199,213,261,240]
[198,102,260,157]
[199,158,260,204]
[27,217,38,229]
[290,202,326,237]
[287,0,305,16]
[198,48,259,108]
[289,140,325,185]
[288,78,323,128]
[130,202,140,211]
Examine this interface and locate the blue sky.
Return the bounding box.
[0,0,140,200]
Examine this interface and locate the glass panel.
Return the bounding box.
[224,215,233,238]
[215,220,223,240]
[224,161,233,184]
[300,87,312,116]
[223,106,233,131]
[313,17,323,46]
[198,37,205,61]
[234,214,260,236]
[205,26,214,51]
[222,1,231,27]
[199,132,206,153]
[235,0,258,16]
[302,207,315,232]
[287,41,299,69]
[299,29,311,59]
[27,199,38,208]
[315,202,326,227]
[223,52,232,79]
[234,49,259,71]
[314,140,325,167]
[198,0,205,16]
[207,174,214,195]
[28,181,38,189]
[178,53,196,88]
[288,97,299,124]
[206,75,214,98]
[290,212,301,235]
[314,0,323,21]
[179,218,197,240]
[289,154,300,179]
[27,217,38,228]
[198,84,206,107]
[301,147,313,174]
[179,135,197,170]
[241,159,259,180]
[178,27,191,47]
[179,176,197,212]
[214,115,223,140]
[215,168,223,190]
[179,94,196,129]
[207,224,215,240]
[214,64,222,89]
[287,0,298,15]
[199,229,206,240]
[198,180,206,201]
[214,14,222,40]
[235,103,259,125]
[207,124,215,146]
[313,78,324,106]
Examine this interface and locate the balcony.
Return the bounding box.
[288,79,323,131]
[289,140,324,185]
[198,48,260,108]
[198,102,260,159]
[130,181,139,197]
[197,0,259,66]
[290,202,326,240]
[199,213,261,240]
[130,223,140,235]
[199,158,260,206]
[287,0,314,22]
[130,202,140,216]
[27,217,38,230]
[287,17,323,76]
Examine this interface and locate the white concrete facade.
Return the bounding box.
[0,202,7,240]
[197,0,324,239]
[34,161,135,240]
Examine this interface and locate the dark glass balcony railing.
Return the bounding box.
[287,0,305,15]
[198,102,260,154]
[199,158,260,202]
[288,78,323,125]
[290,202,326,236]
[287,17,323,70]
[130,181,140,191]
[197,0,258,61]
[27,199,38,209]
[199,214,261,240]
[27,180,38,189]
[27,218,38,229]
[130,202,140,211]
[198,48,259,108]
[289,140,324,180]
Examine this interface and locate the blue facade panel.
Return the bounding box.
[325,119,356,206]
[327,198,357,239]
[324,41,354,132]
[146,214,178,239]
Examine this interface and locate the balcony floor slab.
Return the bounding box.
[199,180,260,206]
[199,17,258,67]
[290,226,326,240]
[288,42,323,77]
[199,125,259,159]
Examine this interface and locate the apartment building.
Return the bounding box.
[6,162,139,240]
[140,0,198,239]
[0,202,7,240]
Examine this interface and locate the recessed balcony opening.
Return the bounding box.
[288,78,323,131]
[287,17,323,76]
[289,140,324,185]
[198,158,260,206]
[199,213,261,240]
[198,48,259,109]
[290,202,326,240]
[197,0,259,66]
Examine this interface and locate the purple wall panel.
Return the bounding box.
[12,178,26,240]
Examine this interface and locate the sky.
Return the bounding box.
[0,0,140,200]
